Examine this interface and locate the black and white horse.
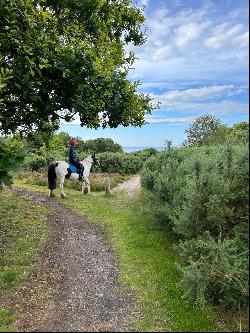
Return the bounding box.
[48,155,100,198]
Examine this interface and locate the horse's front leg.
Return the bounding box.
[60,178,67,198]
[83,178,90,194]
[81,180,86,195]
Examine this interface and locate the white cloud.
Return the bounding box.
[145,116,193,124]
[147,84,248,120]
[204,23,248,49]
[127,2,249,85]
[152,45,173,60]
[232,31,249,48]
[152,100,248,115]
[174,22,209,48]
[151,85,235,105]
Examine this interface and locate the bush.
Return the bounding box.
[131,147,158,162]
[95,152,143,175]
[0,136,24,188]
[141,144,249,307]
[23,148,68,173]
[179,234,249,308]
[142,145,249,239]
[23,155,48,172]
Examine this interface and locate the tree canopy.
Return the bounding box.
[0,0,155,134]
[76,137,123,153]
[185,114,222,146]
[186,117,249,147]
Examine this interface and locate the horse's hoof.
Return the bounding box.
[83,187,88,194]
[49,192,56,197]
[61,193,67,199]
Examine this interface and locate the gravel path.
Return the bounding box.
[12,187,135,332]
[112,175,141,197]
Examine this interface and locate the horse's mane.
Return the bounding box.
[81,155,92,163]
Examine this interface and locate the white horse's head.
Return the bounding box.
[91,154,100,167]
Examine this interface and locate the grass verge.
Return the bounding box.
[0,189,49,332]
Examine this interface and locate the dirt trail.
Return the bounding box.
[12,187,135,332]
[112,175,141,197]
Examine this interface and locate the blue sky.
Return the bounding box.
[60,0,249,147]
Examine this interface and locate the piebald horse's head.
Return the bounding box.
[91,153,100,167]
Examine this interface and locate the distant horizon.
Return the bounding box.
[122,146,165,153]
[122,145,164,148]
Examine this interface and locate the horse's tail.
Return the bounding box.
[48,162,58,190]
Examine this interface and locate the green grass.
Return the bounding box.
[0,190,49,332]
[13,182,224,332]
[15,171,129,191]
[13,181,248,331]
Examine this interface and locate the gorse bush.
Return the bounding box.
[179,234,249,308]
[142,145,249,239]
[141,144,249,307]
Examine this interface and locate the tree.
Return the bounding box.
[77,137,123,153]
[46,132,71,152]
[164,139,173,150]
[24,121,60,150]
[228,122,249,144]
[185,114,222,146]
[200,125,229,146]
[0,135,24,188]
[196,121,249,146]
[0,0,155,135]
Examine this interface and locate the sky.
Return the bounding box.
[60,0,249,147]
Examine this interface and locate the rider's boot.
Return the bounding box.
[78,167,83,181]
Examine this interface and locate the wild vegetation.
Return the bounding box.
[0,116,249,331]
[0,0,248,331]
[141,117,249,310]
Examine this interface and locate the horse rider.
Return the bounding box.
[68,138,84,180]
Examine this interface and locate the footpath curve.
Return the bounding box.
[112,175,141,197]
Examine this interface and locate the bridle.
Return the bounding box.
[91,155,100,166]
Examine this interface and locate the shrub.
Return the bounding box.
[142,145,249,239]
[131,147,158,162]
[141,144,249,307]
[179,234,249,308]
[23,155,48,172]
[95,152,143,175]
[0,136,24,188]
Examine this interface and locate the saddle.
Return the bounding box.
[65,163,84,180]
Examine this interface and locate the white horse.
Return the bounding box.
[48,155,100,198]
